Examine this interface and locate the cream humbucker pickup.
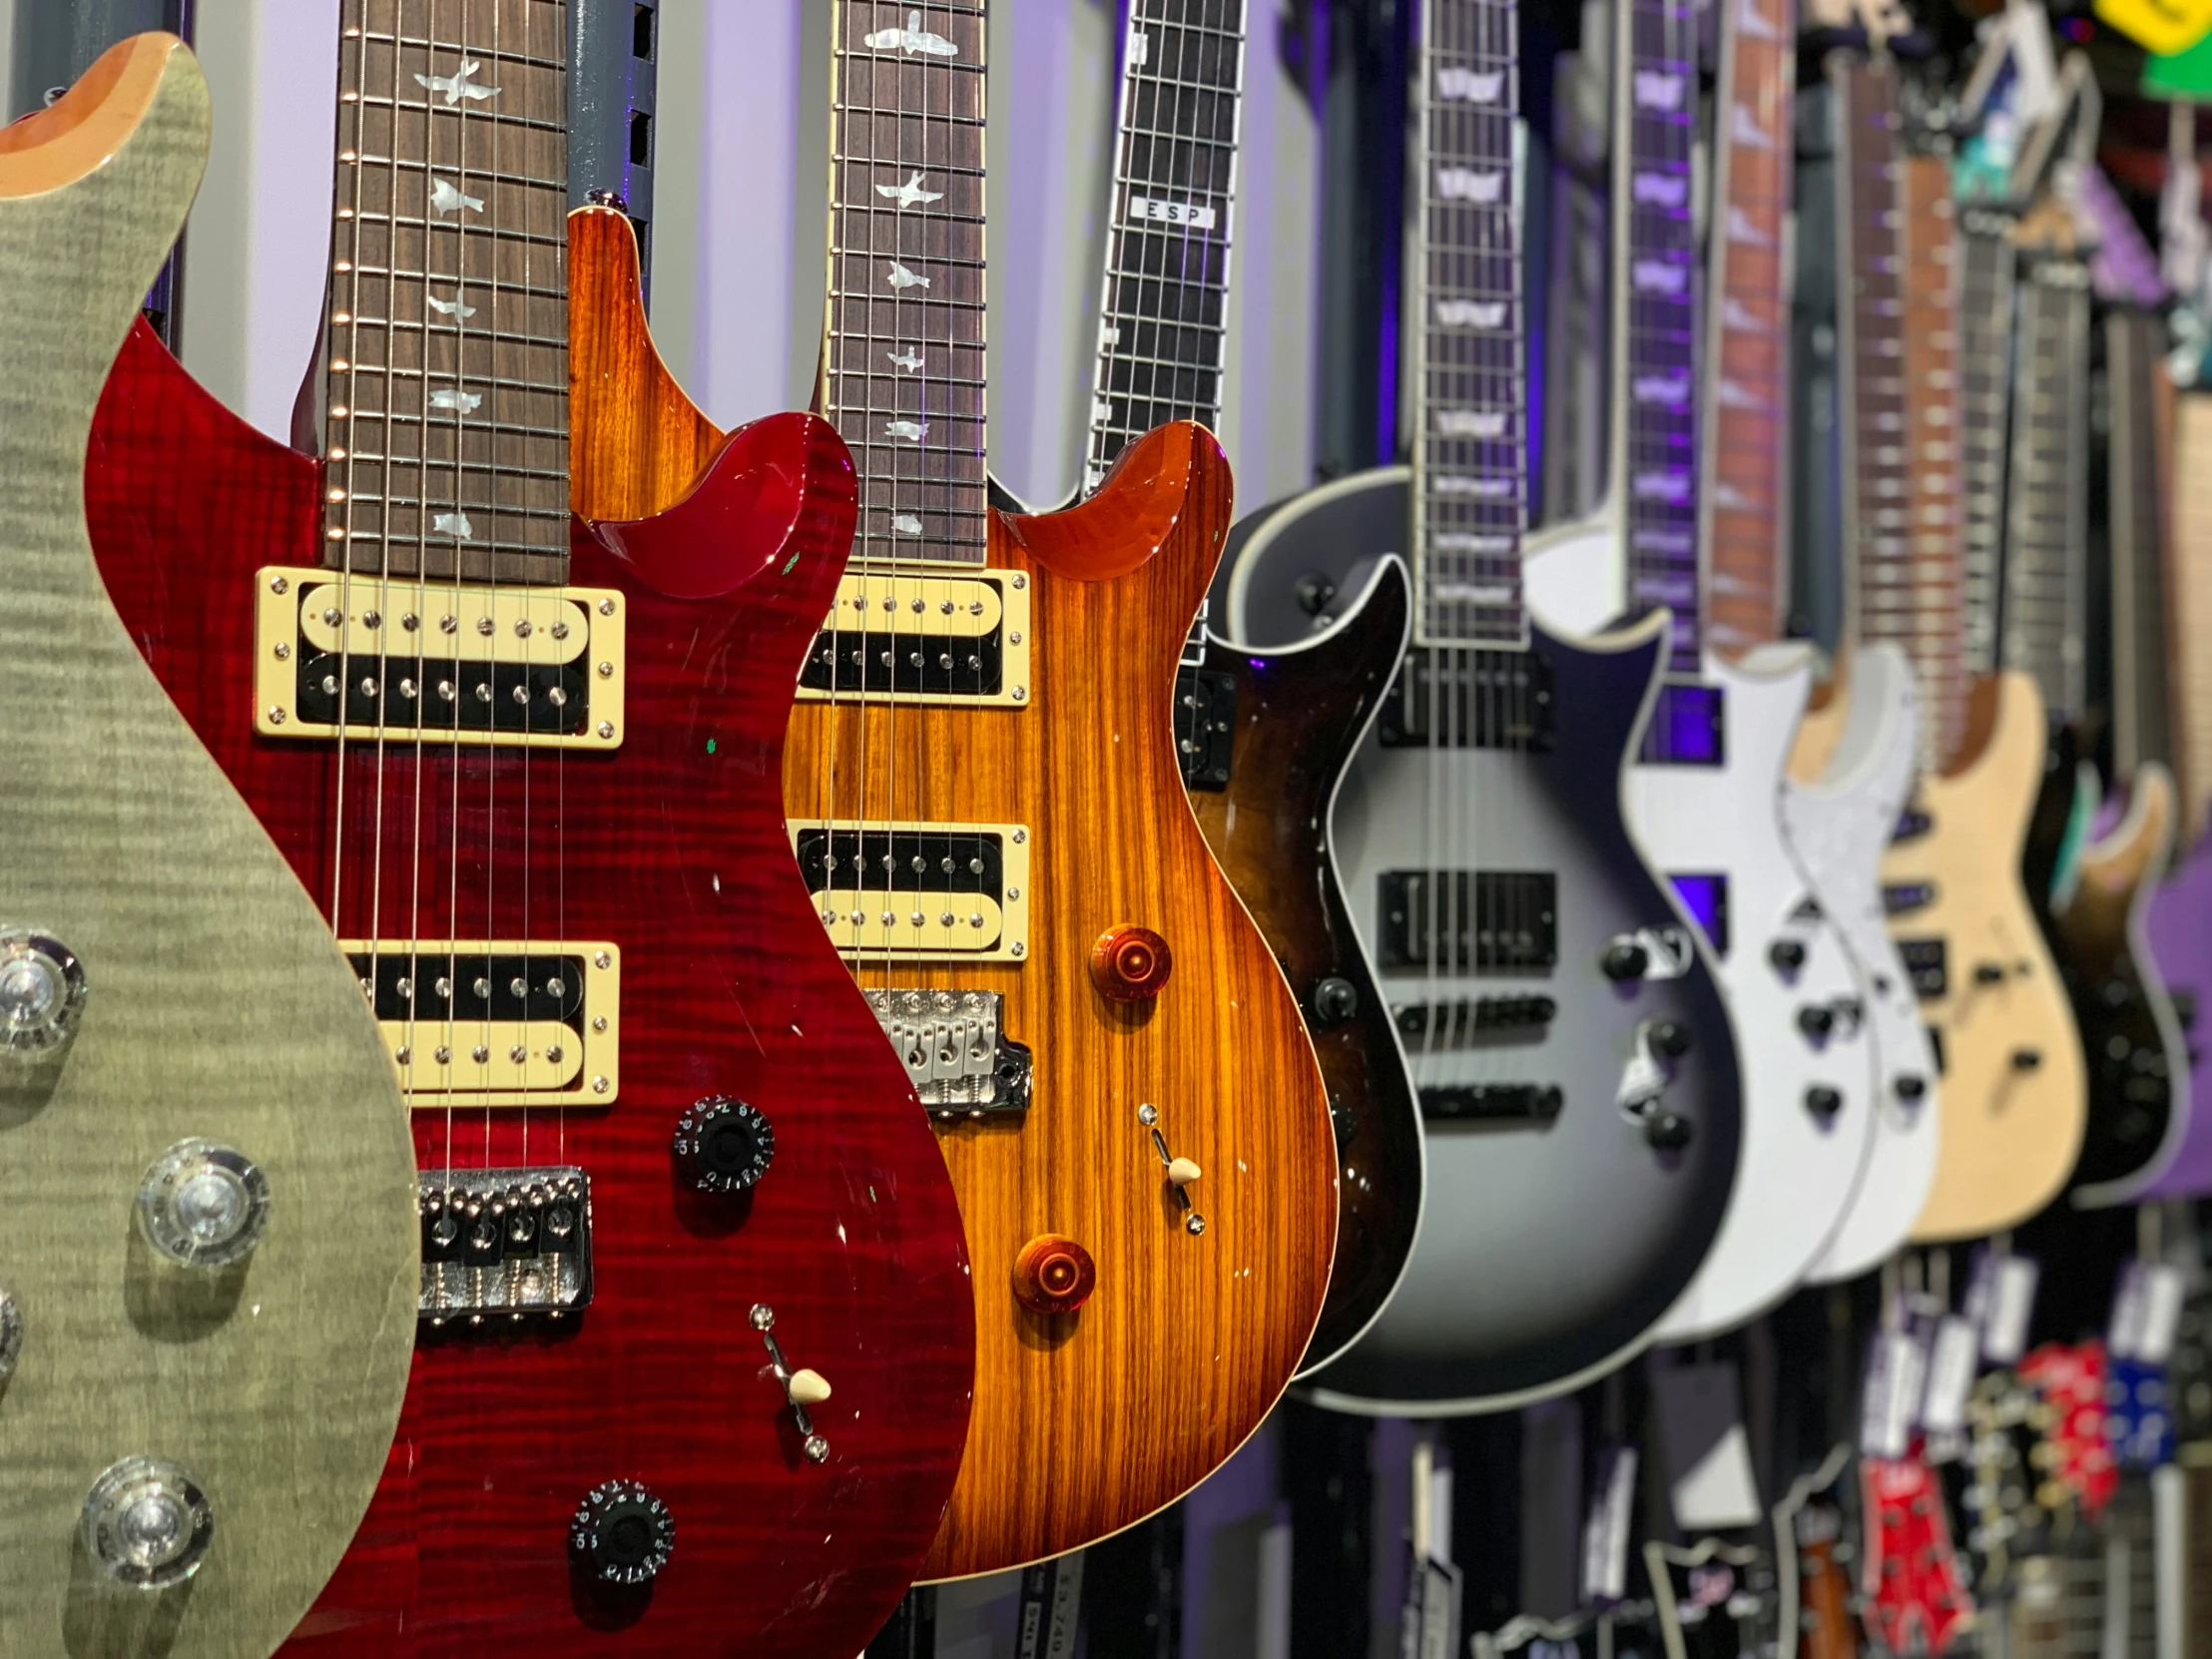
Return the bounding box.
[254,566,629,748]
[343,941,621,1106]
[792,822,1031,960]
[797,565,1032,707]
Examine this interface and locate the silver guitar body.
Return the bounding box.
[1224,467,1744,1411]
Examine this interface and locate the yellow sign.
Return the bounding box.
[2101,0,2212,62]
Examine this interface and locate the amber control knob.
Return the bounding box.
[1012,1234,1096,1316]
[1091,926,1173,1001]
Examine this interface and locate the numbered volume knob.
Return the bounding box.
[0,927,86,1056]
[137,1140,271,1269]
[571,1479,675,1584]
[82,1455,214,1588]
[671,1097,775,1194]
[1091,925,1173,1001]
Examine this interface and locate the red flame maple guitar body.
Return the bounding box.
[81,298,974,1655]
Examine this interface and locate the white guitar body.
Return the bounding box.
[1788,645,1943,1279]
[1530,518,1882,1338]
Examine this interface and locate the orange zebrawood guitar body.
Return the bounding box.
[569,212,1337,1580]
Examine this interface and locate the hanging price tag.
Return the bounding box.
[2110,1259,2186,1364]
[1920,1316,1980,1434]
[1580,1445,1638,1607]
[1861,1328,1926,1458]
[1966,1251,2039,1364]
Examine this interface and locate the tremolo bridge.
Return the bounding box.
[792,824,1031,960]
[344,941,621,1106]
[866,989,1032,1119]
[798,567,1032,706]
[253,566,628,748]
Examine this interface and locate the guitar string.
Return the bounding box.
[820,7,849,998]
[469,0,498,1180]
[879,0,909,1010]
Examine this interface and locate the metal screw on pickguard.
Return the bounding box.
[270,576,288,595]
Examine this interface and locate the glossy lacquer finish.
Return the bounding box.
[81,232,975,1654]
[1187,557,1424,1376]
[2145,831,2212,1197]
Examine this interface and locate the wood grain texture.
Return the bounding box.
[0,38,419,1659]
[794,424,1337,1579]
[571,245,1338,1577]
[80,211,976,1654]
[1897,674,2087,1241]
[1187,559,1421,1376]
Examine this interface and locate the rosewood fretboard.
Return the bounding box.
[1084,0,1248,492]
[823,1,989,568]
[1617,0,1702,677]
[1954,216,2016,678]
[1701,0,1794,656]
[1410,0,1527,650]
[324,0,572,586]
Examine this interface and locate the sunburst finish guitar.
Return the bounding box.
[81,2,976,1652]
[0,35,420,1658]
[577,0,1335,1579]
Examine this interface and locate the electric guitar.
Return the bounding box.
[1829,49,2087,1242]
[1229,0,1745,1410]
[0,35,420,1656]
[1026,0,1424,1380]
[82,2,979,1651]
[1524,0,1883,1342]
[579,0,1338,1578]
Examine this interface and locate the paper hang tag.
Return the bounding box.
[1920,1315,1980,1435]
[1400,1552,1463,1659]
[1965,1250,2039,1364]
[1014,1554,1084,1659]
[1651,1363,1763,1532]
[2110,1259,2187,1364]
[1861,1328,1926,1459]
[1580,1445,1639,1607]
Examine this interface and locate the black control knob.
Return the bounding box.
[1644,1111,1694,1151]
[1649,1020,1692,1058]
[672,1097,775,1194]
[1895,1074,1928,1102]
[1601,939,1651,982]
[1310,976,1361,1029]
[1294,574,1338,616]
[1798,1005,1837,1039]
[570,1480,675,1585]
[1769,939,1807,974]
[1973,961,2007,985]
[2010,1048,2043,1072]
[1804,1085,1845,1119]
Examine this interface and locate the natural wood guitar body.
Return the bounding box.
[570,210,1335,1576]
[1895,673,2086,1241]
[0,37,418,1657]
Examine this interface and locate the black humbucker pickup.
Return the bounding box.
[297,652,591,736]
[1898,938,1947,999]
[349,949,586,1026]
[1420,1083,1564,1123]
[1379,870,1557,972]
[418,1166,591,1326]
[1394,995,1558,1044]
[1884,882,1938,915]
[1894,808,1934,840]
[795,829,1005,896]
[800,628,1006,696]
[1378,649,1555,751]
[1638,682,1727,767]
[1175,667,1236,791]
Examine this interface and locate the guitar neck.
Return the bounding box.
[1614,0,1703,675]
[1999,245,2091,720]
[1082,0,1249,493]
[821,1,990,568]
[1409,0,1527,650]
[1955,214,2018,676]
[2107,307,2176,781]
[1701,0,1795,657]
[1834,56,1969,770]
[324,0,574,586]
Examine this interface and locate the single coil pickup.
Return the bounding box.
[797,569,1030,706]
[418,1166,592,1325]
[1378,648,1556,750]
[1394,995,1559,1045]
[343,941,621,1106]
[255,566,625,748]
[1894,808,1934,840]
[867,987,1034,1118]
[1419,1083,1564,1123]
[792,822,1031,961]
[1669,871,1731,956]
[1898,937,1947,999]
[1884,882,1938,915]
[1638,682,1728,767]
[1176,667,1237,791]
[1379,869,1558,971]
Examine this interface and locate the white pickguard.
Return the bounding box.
[1789,646,1943,1280]
[1530,520,1884,1338]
